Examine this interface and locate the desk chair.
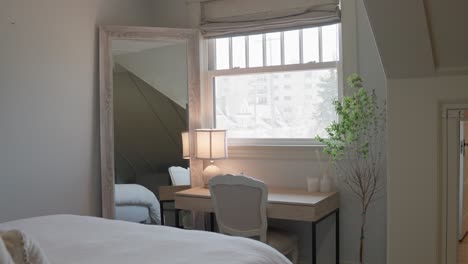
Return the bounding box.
[209,174,298,263]
[167,166,191,228]
[168,166,190,186]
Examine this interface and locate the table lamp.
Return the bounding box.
[181,131,190,159]
[195,129,228,185]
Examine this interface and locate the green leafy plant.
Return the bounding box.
[316,74,385,264]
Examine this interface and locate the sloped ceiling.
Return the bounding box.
[362,0,468,78]
[424,0,468,73]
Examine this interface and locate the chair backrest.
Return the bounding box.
[168,166,190,186]
[208,174,268,242]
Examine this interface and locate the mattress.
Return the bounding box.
[0,215,291,264]
[115,184,161,224]
[115,205,150,223]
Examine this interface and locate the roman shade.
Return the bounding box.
[199,0,340,38]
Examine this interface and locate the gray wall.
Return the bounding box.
[387,75,468,264]
[0,0,156,222]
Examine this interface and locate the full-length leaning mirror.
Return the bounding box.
[99,26,202,222]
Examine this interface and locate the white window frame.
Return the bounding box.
[205,25,343,147]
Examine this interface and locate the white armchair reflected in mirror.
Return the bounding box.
[169,166,190,186]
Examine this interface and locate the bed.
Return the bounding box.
[115,184,161,224]
[0,215,291,264]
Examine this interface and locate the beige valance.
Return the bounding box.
[199,0,340,38]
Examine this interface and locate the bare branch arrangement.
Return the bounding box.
[316,74,386,264]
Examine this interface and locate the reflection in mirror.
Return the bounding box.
[111,39,189,225]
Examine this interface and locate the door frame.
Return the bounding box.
[457,119,466,241]
[441,103,468,264]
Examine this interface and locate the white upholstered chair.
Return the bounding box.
[208,174,299,263]
[168,166,190,186]
[168,166,192,228]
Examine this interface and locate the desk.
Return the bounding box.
[158,185,190,226]
[175,187,340,264]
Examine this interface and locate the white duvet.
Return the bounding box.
[0,215,291,264]
[115,184,161,224]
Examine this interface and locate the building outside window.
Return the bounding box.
[208,24,341,144]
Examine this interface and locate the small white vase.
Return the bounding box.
[320,175,333,192]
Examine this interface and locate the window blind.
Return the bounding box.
[199,0,340,38]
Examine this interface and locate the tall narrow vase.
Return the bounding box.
[319,174,333,192]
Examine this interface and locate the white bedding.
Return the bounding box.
[0,215,291,264]
[115,205,151,223]
[115,184,160,224]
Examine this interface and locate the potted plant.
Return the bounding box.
[316,74,386,264]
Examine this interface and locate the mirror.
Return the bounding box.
[99,26,202,221]
[112,39,189,186]
[112,39,188,224]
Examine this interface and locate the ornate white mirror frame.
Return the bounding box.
[99,26,203,219]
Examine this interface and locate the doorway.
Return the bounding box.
[459,121,468,263]
[442,106,468,264]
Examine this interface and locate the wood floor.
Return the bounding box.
[459,238,468,264]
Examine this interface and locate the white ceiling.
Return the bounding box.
[363,0,468,78]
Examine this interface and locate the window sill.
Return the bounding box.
[227,144,327,160]
[228,138,324,146]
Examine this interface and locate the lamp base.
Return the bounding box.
[203,164,221,186]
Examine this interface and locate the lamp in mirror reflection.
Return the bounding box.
[181,131,190,159]
[195,129,228,185]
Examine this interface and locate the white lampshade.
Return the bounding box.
[195,129,228,160]
[181,131,190,159]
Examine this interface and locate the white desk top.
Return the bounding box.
[176,187,337,207]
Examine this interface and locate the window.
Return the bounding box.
[208,24,340,144]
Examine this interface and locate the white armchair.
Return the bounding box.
[168,166,190,186]
[209,174,298,263]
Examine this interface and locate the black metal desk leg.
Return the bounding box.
[312,221,317,264]
[336,209,340,264]
[175,209,180,228]
[210,213,215,232]
[160,201,165,226]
